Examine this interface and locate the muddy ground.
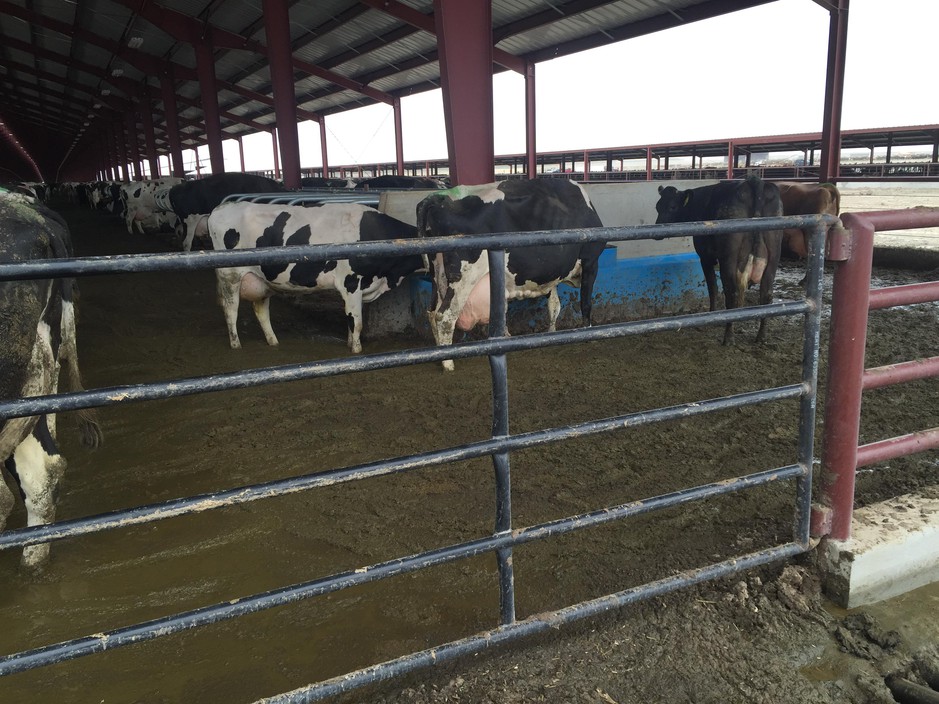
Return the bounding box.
[0,187,937,704]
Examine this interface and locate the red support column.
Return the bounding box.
[320,119,329,177]
[262,0,301,189]
[160,75,186,177]
[727,142,734,179]
[646,147,653,181]
[434,0,494,186]
[393,97,404,175]
[817,212,873,540]
[140,86,160,178]
[126,111,142,180]
[819,0,849,184]
[237,136,246,173]
[271,128,281,180]
[194,38,226,175]
[525,61,536,180]
[115,122,129,182]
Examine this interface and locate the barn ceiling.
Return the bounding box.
[0,0,777,182]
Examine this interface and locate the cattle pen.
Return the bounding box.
[0,198,937,703]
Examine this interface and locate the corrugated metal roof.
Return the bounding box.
[0,0,777,179]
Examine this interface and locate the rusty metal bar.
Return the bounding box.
[868,281,939,310]
[856,428,939,469]
[863,356,939,391]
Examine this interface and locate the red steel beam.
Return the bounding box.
[856,428,939,469]
[263,0,302,189]
[863,356,939,391]
[434,0,494,186]
[868,280,939,310]
[819,0,848,183]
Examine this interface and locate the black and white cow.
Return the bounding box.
[166,173,288,251]
[355,175,445,190]
[416,179,606,371]
[300,177,356,189]
[654,176,784,345]
[0,192,102,570]
[207,202,423,353]
[121,178,185,235]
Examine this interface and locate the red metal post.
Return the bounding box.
[434,0,494,186]
[819,0,849,183]
[140,86,161,178]
[160,75,186,177]
[126,111,142,180]
[263,0,301,189]
[393,97,404,175]
[271,128,281,180]
[525,61,536,180]
[817,212,873,541]
[237,136,246,173]
[320,119,329,177]
[115,122,129,182]
[646,147,652,181]
[194,38,225,175]
[726,142,734,179]
[583,150,590,182]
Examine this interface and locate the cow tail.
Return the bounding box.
[747,175,766,258]
[61,281,103,451]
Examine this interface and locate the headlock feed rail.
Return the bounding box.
[0,209,836,702]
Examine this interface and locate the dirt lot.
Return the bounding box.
[0,186,937,704]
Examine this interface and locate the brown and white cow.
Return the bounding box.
[655,176,784,345]
[1,192,102,571]
[207,201,424,353]
[771,181,841,259]
[416,179,606,371]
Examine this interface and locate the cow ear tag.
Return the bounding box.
[683,192,691,206]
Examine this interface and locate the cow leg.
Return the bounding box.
[252,297,279,347]
[12,418,66,571]
[216,271,244,349]
[579,256,600,327]
[430,259,489,372]
[342,285,365,354]
[547,287,561,332]
[0,468,15,533]
[701,262,719,312]
[719,261,741,346]
[755,232,783,343]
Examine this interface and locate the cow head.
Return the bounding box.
[655,185,694,224]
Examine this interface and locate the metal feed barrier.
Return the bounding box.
[0,212,835,702]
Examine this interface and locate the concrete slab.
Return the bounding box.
[821,490,939,608]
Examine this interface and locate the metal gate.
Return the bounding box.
[0,208,835,702]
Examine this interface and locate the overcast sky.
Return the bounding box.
[198,0,938,175]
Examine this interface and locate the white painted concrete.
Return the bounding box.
[821,490,939,608]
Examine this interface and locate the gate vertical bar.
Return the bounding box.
[794,222,827,544]
[819,213,874,540]
[487,249,515,625]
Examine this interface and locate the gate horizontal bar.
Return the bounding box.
[856,427,939,469]
[0,214,836,281]
[0,384,805,552]
[0,465,803,676]
[868,281,939,310]
[863,355,939,390]
[0,301,810,421]
[257,542,806,704]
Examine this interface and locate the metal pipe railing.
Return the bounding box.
[815,207,939,541]
[0,209,835,700]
